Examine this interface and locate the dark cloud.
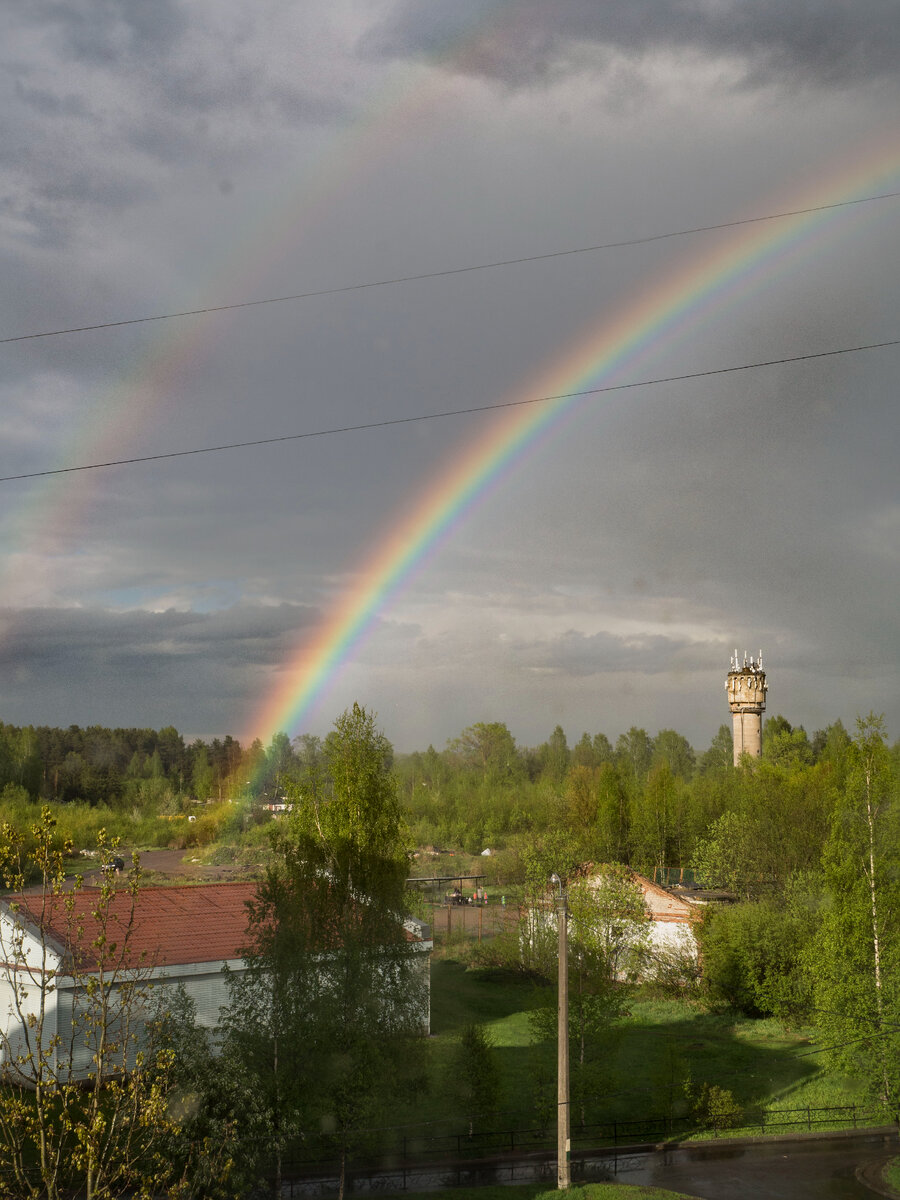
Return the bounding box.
[0,603,321,733]
[507,628,706,678]
[367,0,900,89]
[0,603,318,670]
[0,2,896,749]
[35,0,188,68]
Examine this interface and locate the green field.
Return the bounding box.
[413,956,872,1143]
[380,1187,700,1200]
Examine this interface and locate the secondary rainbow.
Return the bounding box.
[247,139,900,744]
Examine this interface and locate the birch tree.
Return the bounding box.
[814,715,900,1112]
[0,809,182,1200]
[223,705,426,1200]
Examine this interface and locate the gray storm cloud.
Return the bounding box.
[367,0,900,89]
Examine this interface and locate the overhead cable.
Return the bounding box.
[2,190,899,346]
[1,335,896,484]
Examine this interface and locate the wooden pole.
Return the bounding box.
[555,878,570,1189]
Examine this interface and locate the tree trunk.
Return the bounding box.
[862,757,891,1103]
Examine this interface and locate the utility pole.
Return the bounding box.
[550,872,570,1189]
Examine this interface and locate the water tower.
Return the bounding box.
[726,650,767,765]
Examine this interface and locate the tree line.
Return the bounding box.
[393,715,880,878]
[0,722,304,809]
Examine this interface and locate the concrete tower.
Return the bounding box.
[726,649,767,766]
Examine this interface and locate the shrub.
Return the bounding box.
[696,898,815,1019]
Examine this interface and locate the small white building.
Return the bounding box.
[629,871,699,962]
[0,882,432,1082]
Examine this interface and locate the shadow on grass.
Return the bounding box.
[430,958,543,1036]
[427,963,850,1142]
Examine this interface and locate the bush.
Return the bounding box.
[696,898,815,1019]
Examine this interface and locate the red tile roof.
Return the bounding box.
[8,883,257,970]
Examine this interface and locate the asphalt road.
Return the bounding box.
[297,1132,900,1199]
[585,1132,898,1198]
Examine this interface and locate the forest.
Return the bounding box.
[1,711,893,885]
[1,712,899,1029]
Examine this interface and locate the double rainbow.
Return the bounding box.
[247,141,900,745]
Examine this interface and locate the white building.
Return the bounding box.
[630,871,699,961]
[0,882,432,1082]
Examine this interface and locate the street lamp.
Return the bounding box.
[550,872,570,1190]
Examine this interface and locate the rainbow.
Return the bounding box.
[5,0,537,572]
[247,139,900,745]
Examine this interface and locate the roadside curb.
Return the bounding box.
[857,1155,900,1200]
[638,1124,899,1156]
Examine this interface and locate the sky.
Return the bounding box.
[0,1,898,755]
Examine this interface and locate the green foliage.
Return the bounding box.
[763,716,813,768]
[692,760,832,898]
[697,725,733,776]
[615,727,654,784]
[684,1078,743,1131]
[0,809,203,1200]
[527,868,648,1124]
[222,706,427,1198]
[652,730,696,781]
[447,1024,501,1132]
[147,989,248,1199]
[696,895,817,1019]
[813,714,900,1112]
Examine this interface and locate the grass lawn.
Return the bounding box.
[883,1156,900,1194]
[411,956,872,1142]
[380,1185,700,1200]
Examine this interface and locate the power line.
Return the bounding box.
[2,190,899,346]
[1,335,896,485]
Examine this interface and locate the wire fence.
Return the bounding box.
[3,1102,886,1198]
[427,899,518,944]
[280,1100,891,1187]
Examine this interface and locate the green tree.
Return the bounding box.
[227,705,425,1200]
[592,732,614,765]
[652,730,695,781]
[0,810,184,1200]
[530,868,649,1122]
[572,732,597,769]
[764,717,813,768]
[593,762,630,863]
[447,722,521,784]
[447,1024,500,1136]
[814,714,900,1111]
[219,859,333,1198]
[190,742,215,803]
[615,727,653,784]
[698,725,734,775]
[692,809,760,896]
[538,725,570,786]
[148,988,248,1200]
[697,889,817,1018]
[629,764,678,878]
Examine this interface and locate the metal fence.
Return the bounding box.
[427,899,518,944]
[281,1101,889,1184]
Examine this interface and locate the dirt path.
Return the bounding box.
[81,847,264,885]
